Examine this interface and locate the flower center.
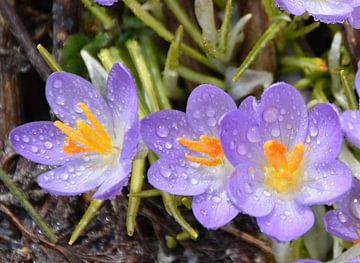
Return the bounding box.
[177,135,224,166]
[263,140,304,193]
[54,102,113,155]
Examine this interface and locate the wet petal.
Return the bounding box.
[258,82,308,150]
[297,161,352,206]
[37,158,106,195]
[227,165,275,217]
[304,103,342,164]
[192,189,239,229]
[186,84,236,136]
[9,121,79,166]
[238,96,259,120]
[140,110,198,158]
[147,158,210,196]
[303,0,353,23]
[95,0,117,5]
[292,260,322,263]
[220,110,265,167]
[341,110,360,148]
[257,199,314,242]
[324,209,358,241]
[93,161,131,199]
[274,0,305,15]
[45,71,113,130]
[349,7,360,29]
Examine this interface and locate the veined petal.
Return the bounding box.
[341,110,360,149]
[147,158,210,196]
[304,103,342,164]
[297,160,352,206]
[238,96,259,120]
[303,0,353,23]
[37,158,106,195]
[46,71,113,132]
[220,110,265,167]
[257,199,314,242]
[227,165,275,217]
[324,209,358,242]
[192,189,239,229]
[9,121,80,166]
[186,84,236,137]
[258,82,308,151]
[140,110,198,158]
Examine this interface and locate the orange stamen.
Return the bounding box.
[288,143,304,173]
[264,140,288,172]
[54,102,113,155]
[353,229,360,245]
[177,135,224,166]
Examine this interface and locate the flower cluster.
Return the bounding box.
[274,0,360,28]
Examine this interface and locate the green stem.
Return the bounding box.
[126,159,145,236]
[161,192,198,240]
[140,36,172,109]
[218,0,232,53]
[232,19,287,81]
[68,199,105,245]
[178,65,226,89]
[80,0,115,30]
[37,44,62,71]
[122,0,216,70]
[128,189,161,198]
[287,22,320,39]
[126,39,161,112]
[340,70,358,110]
[164,0,203,49]
[0,169,58,243]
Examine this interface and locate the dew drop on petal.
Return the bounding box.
[44,141,53,149]
[350,197,360,220]
[156,125,169,138]
[56,96,65,106]
[190,178,199,185]
[73,104,83,113]
[206,107,215,117]
[200,209,207,216]
[244,183,253,194]
[53,80,62,88]
[246,127,261,143]
[263,107,278,123]
[337,211,348,223]
[271,127,280,137]
[160,167,172,178]
[31,146,39,153]
[13,134,20,142]
[263,190,271,197]
[22,135,30,143]
[207,117,217,127]
[309,126,318,137]
[212,195,221,203]
[165,142,173,149]
[237,144,247,155]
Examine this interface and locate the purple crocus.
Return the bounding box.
[324,180,360,243]
[10,63,139,200]
[274,0,360,28]
[342,62,360,149]
[95,0,117,6]
[140,85,239,229]
[220,82,352,241]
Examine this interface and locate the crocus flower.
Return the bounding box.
[95,0,117,6]
[141,85,239,229]
[10,63,139,199]
[342,62,360,149]
[220,82,352,241]
[324,180,360,243]
[274,0,360,29]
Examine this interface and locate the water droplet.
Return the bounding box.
[190,178,199,185]
[247,127,261,143]
[62,173,69,181]
[237,144,247,155]
[337,211,348,223]
[244,183,253,194]
[206,107,215,117]
[350,197,360,219]
[207,117,217,127]
[212,195,221,203]
[53,80,62,88]
[232,129,238,136]
[22,135,30,143]
[156,125,169,138]
[160,167,171,178]
[73,104,83,113]
[13,134,20,141]
[200,209,207,216]
[56,96,65,106]
[286,123,292,130]
[165,142,173,149]
[44,141,53,149]
[280,108,286,115]
[263,190,271,197]
[263,107,278,123]
[31,146,39,153]
[271,127,280,137]
[230,141,235,150]
[309,126,318,137]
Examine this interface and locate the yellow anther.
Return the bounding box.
[288,143,304,173]
[264,140,288,172]
[54,102,113,155]
[177,135,224,167]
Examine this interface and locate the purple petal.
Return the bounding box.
[238,96,259,120]
[107,63,138,124]
[147,158,210,196]
[292,260,322,263]
[349,7,360,29]
[95,0,117,5]
[274,0,305,15]
[324,209,358,241]
[303,1,353,24]
[257,199,314,242]
[37,159,106,195]
[192,189,239,229]
[220,110,265,167]
[45,72,113,130]
[93,161,131,199]
[297,160,352,206]
[186,84,236,136]
[140,110,198,158]
[9,121,79,166]
[304,103,342,163]
[341,110,360,148]
[227,165,275,217]
[258,82,308,150]
[356,61,360,97]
